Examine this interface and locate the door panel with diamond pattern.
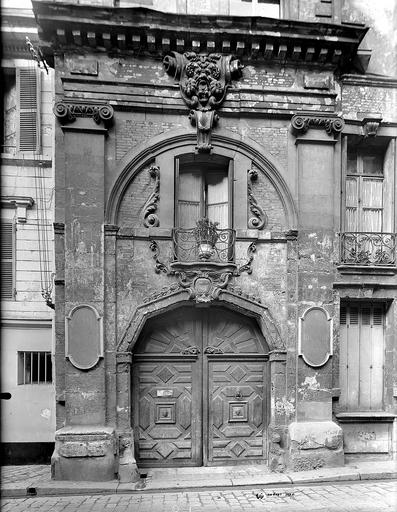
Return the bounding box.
[207,359,267,464]
[132,307,268,467]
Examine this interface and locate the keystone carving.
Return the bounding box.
[142,165,160,228]
[247,169,267,230]
[54,101,114,127]
[163,52,243,152]
[177,270,232,303]
[362,116,382,137]
[291,114,344,136]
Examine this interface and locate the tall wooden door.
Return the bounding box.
[132,307,269,467]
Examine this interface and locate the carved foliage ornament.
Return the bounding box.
[291,114,344,136]
[163,52,243,152]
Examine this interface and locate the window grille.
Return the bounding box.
[18,351,52,384]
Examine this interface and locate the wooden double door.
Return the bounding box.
[132,307,269,467]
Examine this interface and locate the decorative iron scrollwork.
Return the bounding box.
[143,165,160,228]
[181,346,201,355]
[204,346,223,354]
[247,169,267,230]
[340,232,396,266]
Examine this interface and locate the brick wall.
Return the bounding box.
[342,84,397,123]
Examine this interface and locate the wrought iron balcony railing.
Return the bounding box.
[340,232,396,266]
[172,220,235,265]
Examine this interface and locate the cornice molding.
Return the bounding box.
[342,74,397,88]
[1,195,34,223]
[32,2,367,70]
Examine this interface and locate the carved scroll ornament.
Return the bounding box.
[142,165,160,227]
[291,114,344,136]
[54,101,114,127]
[247,169,267,230]
[163,52,243,152]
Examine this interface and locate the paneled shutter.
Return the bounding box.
[1,221,15,299]
[16,68,40,153]
[339,304,384,411]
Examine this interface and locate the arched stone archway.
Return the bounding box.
[106,129,297,230]
[115,289,287,473]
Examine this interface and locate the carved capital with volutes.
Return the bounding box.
[54,101,114,128]
[291,114,344,136]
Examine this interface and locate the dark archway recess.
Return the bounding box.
[132,306,270,467]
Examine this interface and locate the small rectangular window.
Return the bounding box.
[18,351,52,384]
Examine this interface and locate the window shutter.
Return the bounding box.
[339,303,384,411]
[177,170,202,228]
[16,67,40,153]
[1,221,15,299]
[345,177,358,231]
[361,178,383,232]
[206,171,229,228]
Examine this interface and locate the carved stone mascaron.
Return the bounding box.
[163,52,243,152]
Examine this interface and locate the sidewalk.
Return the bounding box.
[1,460,396,498]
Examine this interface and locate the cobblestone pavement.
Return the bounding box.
[1,480,396,511]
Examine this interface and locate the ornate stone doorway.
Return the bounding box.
[132,306,269,467]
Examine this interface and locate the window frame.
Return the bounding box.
[17,350,53,385]
[174,156,234,229]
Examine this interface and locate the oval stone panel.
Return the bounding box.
[299,307,332,367]
[66,305,103,370]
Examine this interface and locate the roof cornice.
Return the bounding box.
[32,1,368,71]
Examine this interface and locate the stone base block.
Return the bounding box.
[286,421,344,472]
[51,426,116,481]
[117,430,140,483]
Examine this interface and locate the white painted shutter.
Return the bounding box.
[16,67,40,153]
[1,222,15,299]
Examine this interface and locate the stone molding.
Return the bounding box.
[65,304,104,370]
[291,113,345,136]
[54,101,114,128]
[1,195,34,223]
[117,287,284,353]
[106,130,298,230]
